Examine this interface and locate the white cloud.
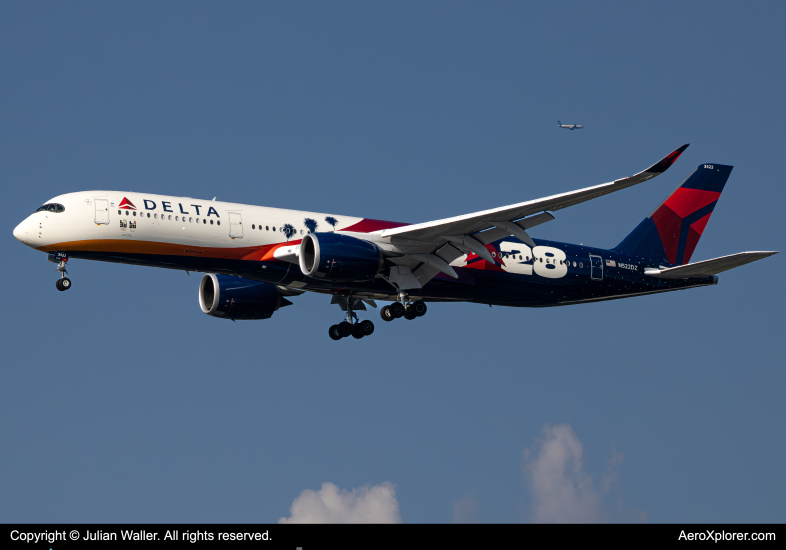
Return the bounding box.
[452,492,480,523]
[522,424,623,523]
[279,482,402,524]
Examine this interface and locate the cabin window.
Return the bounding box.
[176,216,179,221]
[217,221,220,225]
[203,219,206,224]
[266,226,269,231]
[210,220,213,225]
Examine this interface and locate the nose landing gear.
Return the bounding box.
[55,277,71,291]
[49,252,71,292]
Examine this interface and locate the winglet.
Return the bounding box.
[644,143,690,175]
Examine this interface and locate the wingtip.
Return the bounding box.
[645,143,690,174]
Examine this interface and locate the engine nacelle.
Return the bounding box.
[199,274,291,320]
[299,232,385,281]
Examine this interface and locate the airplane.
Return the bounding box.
[558,120,583,130]
[13,144,777,341]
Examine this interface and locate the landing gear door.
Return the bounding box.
[229,212,243,239]
[94,199,109,224]
[589,254,603,280]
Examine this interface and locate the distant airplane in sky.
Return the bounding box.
[13,144,777,341]
[558,120,583,130]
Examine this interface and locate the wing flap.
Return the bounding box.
[644,251,778,279]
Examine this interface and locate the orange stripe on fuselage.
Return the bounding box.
[36,238,298,262]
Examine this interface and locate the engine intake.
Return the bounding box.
[299,232,384,281]
[199,274,291,320]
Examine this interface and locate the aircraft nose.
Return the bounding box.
[13,219,30,245]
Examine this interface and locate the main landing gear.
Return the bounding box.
[328,298,375,341]
[328,319,375,341]
[380,297,427,322]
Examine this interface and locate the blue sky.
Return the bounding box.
[1,1,784,523]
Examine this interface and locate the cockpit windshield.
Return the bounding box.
[35,203,65,213]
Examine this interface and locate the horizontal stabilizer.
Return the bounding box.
[644,251,778,279]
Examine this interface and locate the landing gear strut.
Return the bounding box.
[50,253,71,292]
[328,298,375,341]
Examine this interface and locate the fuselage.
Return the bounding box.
[13,191,716,307]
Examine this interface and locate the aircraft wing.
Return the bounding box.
[644,251,778,279]
[377,144,690,242]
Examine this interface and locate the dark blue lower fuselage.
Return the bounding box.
[67,235,716,307]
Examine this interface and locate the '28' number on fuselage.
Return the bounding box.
[498,242,567,278]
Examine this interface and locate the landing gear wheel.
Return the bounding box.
[413,301,427,317]
[404,307,417,320]
[338,321,353,338]
[380,305,394,322]
[389,302,405,318]
[329,325,342,340]
[351,323,365,339]
[360,320,375,336]
[56,278,71,291]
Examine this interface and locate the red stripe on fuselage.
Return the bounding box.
[341,218,409,232]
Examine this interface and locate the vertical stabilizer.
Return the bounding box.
[614,164,732,265]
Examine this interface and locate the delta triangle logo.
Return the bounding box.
[118,197,137,210]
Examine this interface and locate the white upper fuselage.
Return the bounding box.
[13,190,368,253]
